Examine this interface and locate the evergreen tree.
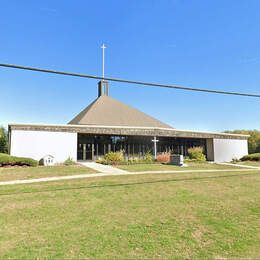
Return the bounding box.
[0,127,8,153]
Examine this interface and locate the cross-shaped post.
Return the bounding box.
[101,43,106,79]
[151,136,159,159]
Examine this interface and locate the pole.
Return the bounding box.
[152,136,159,159]
[101,44,106,79]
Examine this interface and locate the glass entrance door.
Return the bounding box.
[78,143,93,160]
[84,143,93,160]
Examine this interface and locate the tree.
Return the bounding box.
[224,130,260,154]
[0,127,8,153]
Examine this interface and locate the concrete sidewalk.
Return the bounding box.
[0,168,258,186]
[78,161,128,174]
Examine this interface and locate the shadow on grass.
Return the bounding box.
[0,171,259,197]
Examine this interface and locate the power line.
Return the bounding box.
[1,63,260,98]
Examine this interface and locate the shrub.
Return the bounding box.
[143,151,153,163]
[156,152,170,163]
[187,147,206,161]
[104,151,124,165]
[96,158,107,164]
[241,153,260,161]
[232,157,240,163]
[0,153,38,167]
[127,156,140,164]
[16,157,38,167]
[64,157,76,166]
[96,151,157,165]
[0,127,8,153]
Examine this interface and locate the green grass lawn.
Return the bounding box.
[234,161,260,167]
[0,170,259,259]
[0,162,239,182]
[0,165,97,181]
[117,161,240,172]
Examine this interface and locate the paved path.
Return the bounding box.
[0,168,259,186]
[217,162,260,169]
[78,161,128,174]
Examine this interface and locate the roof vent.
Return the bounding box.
[98,80,109,97]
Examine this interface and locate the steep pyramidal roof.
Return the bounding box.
[69,95,172,128]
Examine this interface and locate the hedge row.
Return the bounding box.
[241,153,260,161]
[0,153,38,167]
[96,151,154,165]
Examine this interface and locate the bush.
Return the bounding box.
[104,151,124,165]
[64,157,76,166]
[156,152,170,163]
[0,153,38,167]
[96,157,107,164]
[232,157,240,163]
[96,151,156,165]
[127,156,140,164]
[0,127,8,153]
[143,151,153,163]
[187,147,206,161]
[241,153,260,161]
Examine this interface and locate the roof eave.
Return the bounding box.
[8,123,250,139]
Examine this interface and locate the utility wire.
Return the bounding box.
[1,63,260,98]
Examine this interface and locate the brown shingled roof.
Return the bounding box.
[68,95,173,128]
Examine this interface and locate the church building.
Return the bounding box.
[8,80,249,163]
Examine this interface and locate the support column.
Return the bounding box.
[83,144,86,161]
[92,143,94,160]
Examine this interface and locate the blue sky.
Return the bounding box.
[0,0,259,131]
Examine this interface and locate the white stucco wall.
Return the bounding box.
[213,138,248,162]
[10,130,77,163]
